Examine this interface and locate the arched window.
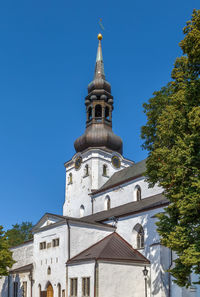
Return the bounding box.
[104,195,111,210]
[38,284,41,297]
[133,224,144,249]
[80,205,85,217]
[103,164,108,176]
[47,266,51,275]
[95,105,102,118]
[105,106,109,120]
[88,107,92,121]
[84,164,89,176]
[134,185,141,201]
[58,283,61,297]
[68,173,73,184]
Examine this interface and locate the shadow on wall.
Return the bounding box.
[118,211,170,296]
[2,276,8,297]
[1,274,23,297]
[140,213,170,296]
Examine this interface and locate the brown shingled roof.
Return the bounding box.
[82,193,168,223]
[91,159,146,195]
[10,263,33,274]
[67,232,150,265]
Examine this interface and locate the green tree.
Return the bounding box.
[141,9,200,287]
[6,222,33,247]
[0,226,15,276]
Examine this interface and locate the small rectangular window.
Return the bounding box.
[47,242,51,248]
[39,242,46,250]
[82,277,90,297]
[52,238,59,247]
[70,278,77,297]
[22,282,27,297]
[62,290,65,297]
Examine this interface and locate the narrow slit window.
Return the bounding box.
[103,164,108,176]
[137,227,144,249]
[105,196,111,210]
[84,164,89,176]
[105,106,109,119]
[88,106,92,121]
[68,173,73,184]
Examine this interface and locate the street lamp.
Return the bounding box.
[143,266,148,297]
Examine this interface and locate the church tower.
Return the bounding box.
[63,34,134,218]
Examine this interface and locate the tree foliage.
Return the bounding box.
[0,226,15,277]
[6,222,33,247]
[141,9,200,287]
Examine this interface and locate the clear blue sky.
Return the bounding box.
[0,0,198,230]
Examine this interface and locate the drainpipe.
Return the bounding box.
[66,266,68,297]
[94,260,98,297]
[91,197,94,215]
[29,271,33,297]
[67,220,71,260]
[66,220,71,297]
[168,249,173,297]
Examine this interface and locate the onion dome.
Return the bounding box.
[74,34,123,154]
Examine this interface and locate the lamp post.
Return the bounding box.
[143,266,148,297]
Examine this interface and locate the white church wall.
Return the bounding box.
[32,223,68,296]
[10,241,33,270]
[0,241,33,297]
[92,176,163,213]
[98,261,150,297]
[104,207,170,297]
[63,149,133,218]
[70,223,113,258]
[106,207,161,250]
[67,261,95,297]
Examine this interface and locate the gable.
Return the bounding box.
[32,213,65,232]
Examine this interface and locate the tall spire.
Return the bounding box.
[74,34,123,155]
[94,34,105,80]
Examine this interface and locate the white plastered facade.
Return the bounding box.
[1,155,199,297]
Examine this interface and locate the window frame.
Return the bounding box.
[102,164,108,177]
[82,277,90,297]
[70,278,78,297]
[39,241,46,250]
[105,195,111,210]
[52,238,59,247]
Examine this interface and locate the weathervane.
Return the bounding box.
[99,18,105,31]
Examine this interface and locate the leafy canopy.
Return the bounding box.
[141,9,200,287]
[6,222,33,247]
[0,226,14,277]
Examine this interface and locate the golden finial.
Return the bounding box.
[98,33,103,40]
